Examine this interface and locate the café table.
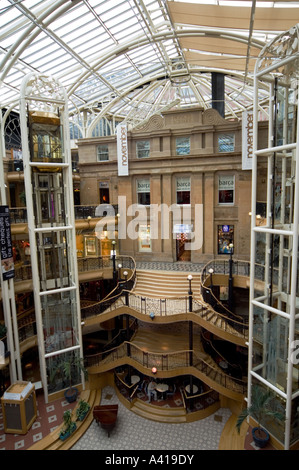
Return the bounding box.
[185,384,198,395]
[155,383,169,400]
[131,375,140,385]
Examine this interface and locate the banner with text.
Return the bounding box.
[0,205,15,280]
[242,111,253,170]
[117,123,129,176]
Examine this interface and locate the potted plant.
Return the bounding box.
[59,410,77,441]
[50,353,88,403]
[236,385,285,448]
[76,398,90,421]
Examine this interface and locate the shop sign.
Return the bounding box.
[219,175,234,190]
[137,180,150,192]
[176,177,191,191]
[173,223,193,234]
[0,206,15,280]
[117,123,129,176]
[242,111,253,170]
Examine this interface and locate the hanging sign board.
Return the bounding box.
[242,111,253,170]
[0,205,15,280]
[117,123,129,176]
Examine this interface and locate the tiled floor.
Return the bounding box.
[0,391,76,450]
[72,386,232,451]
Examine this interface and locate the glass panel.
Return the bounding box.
[36,230,71,290]
[176,137,190,155]
[97,144,109,161]
[218,225,234,254]
[139,225,151,252]
[42,290,79,356]
[136,140,150,158]
[137,179,150,205]
[29,112,63,163]
[253,308,289,392]
[218,175,234,204]
[32,172,66,228]
[218,134,234,152]
[47,349,81,395]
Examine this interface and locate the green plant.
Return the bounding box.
[59,410,76,439]
[236,385,285,438]
[50,353,88,396]
[76,399,90,420]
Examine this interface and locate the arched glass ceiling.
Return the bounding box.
[1,0,299,135]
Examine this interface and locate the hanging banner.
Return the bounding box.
[117,123,129,176]
[242,111,253,170]
[0,206,15,280]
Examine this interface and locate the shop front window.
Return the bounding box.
[176,176,190,204]
[138,225,151,252]
[218,225,234,254]
[218,175,234,204]
[137,179,150,205]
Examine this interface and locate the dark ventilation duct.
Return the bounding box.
[211,72,225,118]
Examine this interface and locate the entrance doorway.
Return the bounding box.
[176,233,191,261]
[99,183,110,204]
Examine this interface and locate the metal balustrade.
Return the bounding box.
[85,341,247,396]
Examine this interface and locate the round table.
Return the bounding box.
[131,375,140,385]
[185,384,198,395]
[155,383,169,393]
[155,383,169,400]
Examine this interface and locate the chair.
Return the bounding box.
[166,384,176,397]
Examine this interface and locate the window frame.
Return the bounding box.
[218,134,235,153]
[97,144,109,161]
[176,176,191,205]
[136,140,150,159]
[175,136,190,156]
[218,175,235,205]
[136,178,151,206]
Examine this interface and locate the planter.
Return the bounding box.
[59,422,77,441]
[77,409,89,421]
[64,387,78,403]
[252,427,270,448]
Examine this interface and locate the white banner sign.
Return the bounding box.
[242,111,253,170]
[117,123,129,176]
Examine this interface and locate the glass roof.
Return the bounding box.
[1,0,299,135]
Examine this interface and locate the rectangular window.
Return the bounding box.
[218,175,235,204]
[137,179,150,205]
[218,225,234,254]
[176,177,190,205]
[218,134,235,152]
[136,140,150,158]
[176,137,190,155]
[97,144,109,161]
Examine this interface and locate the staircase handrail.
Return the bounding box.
[200,259,250,324]
[85,341,247,395]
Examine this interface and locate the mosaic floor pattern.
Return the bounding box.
[72,386,232,451]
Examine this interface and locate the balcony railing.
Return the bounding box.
[8,204,119,224]
[85,341,247,396]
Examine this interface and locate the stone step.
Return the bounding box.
[131,398,187,423]
[133,270,201,299]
